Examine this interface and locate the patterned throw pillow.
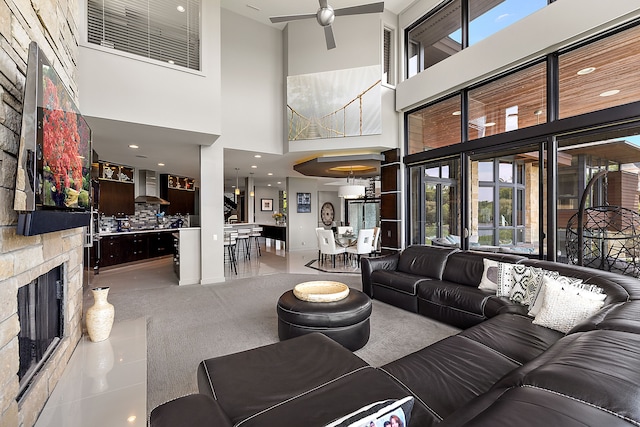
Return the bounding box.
[478,258,500,291]
[325,396,414,427]
[496,262,517,297]
[532,278,606,333]
[509,265,544,306]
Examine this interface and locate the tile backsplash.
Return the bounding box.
[99,204,189,233]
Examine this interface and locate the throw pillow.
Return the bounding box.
[478,258,499,291]
[532,279,606,333]
[528,273,603,317]
[496,262,517,297]
[325,396,414,427]
[509,265,544,306]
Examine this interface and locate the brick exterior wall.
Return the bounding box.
[0,1,84,426]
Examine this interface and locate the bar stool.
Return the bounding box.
[224,231,237,274]
[235,228,252,260]
[249,227,263,257]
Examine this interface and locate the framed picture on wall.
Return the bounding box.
[261,198,273,211]
[297,192,311,213]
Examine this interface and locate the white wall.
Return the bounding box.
[253,186,281,224]
[396,0,640,111]
[77,0,221,136]
[286,177,320,251]
[219,9,284,154]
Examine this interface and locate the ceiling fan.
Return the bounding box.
[270,0,384,50]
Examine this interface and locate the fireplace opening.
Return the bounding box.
[17,265,64,399]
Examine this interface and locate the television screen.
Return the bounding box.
[14,42,92,236]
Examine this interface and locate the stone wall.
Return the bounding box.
[0,1,84,426]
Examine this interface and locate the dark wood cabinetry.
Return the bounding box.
[159,174,196,215]
[98,180,134,216]
[97,231,174,269]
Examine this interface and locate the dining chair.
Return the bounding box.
[315,227,325,263]
[318,229,346,268]
[346,228,375,266]
[371,226,381,257]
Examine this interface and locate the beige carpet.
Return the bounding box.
[105,272,460,415]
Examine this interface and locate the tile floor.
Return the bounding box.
[34,240,354,426]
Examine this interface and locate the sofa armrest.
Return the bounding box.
[150,394,233,427]
[361,253,400,296]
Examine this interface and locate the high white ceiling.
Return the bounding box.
[89,0,415,193]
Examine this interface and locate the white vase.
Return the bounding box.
[86,287,115,342]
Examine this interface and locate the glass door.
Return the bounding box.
[346,199,380,235]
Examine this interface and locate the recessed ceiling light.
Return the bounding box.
[267,172,273,176]
[577,67,596,75]
[158,163,165,166]
[254,154,262,158]
[452,110,461,116]
[485,122,496,127]
[251,165,257,168]
[176,5,185,12]
[600,89,620,97]
[168,60,175,64]
[267,184,272,187]
[127,416,137,423]
[128,144,139,149]
[277,181,281,184]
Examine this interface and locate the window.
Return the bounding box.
[559,24,640,119]
[406,0,548,78]
[407,0,462,76]
[468,62,547,140]
[383,26,395,86]
[87,0,201,70]
[407,94,462,154]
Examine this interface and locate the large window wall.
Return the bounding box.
[406,0,548,78]
[406,21,640,262]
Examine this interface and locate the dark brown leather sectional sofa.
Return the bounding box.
[150,245,640,426]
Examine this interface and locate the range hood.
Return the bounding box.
[134,170,170,205]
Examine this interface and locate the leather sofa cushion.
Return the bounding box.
[442,252,526,287]
[197,333,369,425]
[234,367,440,427]
[418,280,492,316]
[570,300,640,334]
[382,335,520,421]
[441,386,635,427]
[370,270,432,295]
[397,245,458,279]
[460,314,563,365]
[493,329,640,425]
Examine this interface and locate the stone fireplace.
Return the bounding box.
[1,1,84,426]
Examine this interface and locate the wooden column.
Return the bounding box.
[380,148,402,253]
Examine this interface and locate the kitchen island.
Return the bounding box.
[225,223,286,250]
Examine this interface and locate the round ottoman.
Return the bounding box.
[277,288,372,351]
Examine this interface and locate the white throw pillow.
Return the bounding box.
[528,274,602,317]
[478,258,499,291]
[509,265,544,306]
[532,278,606,333]
[496,262,517,297]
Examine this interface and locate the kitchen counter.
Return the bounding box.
[99,227,196,237]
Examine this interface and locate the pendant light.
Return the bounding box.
[338,168,366,199]
[249,172,255,197]
[234,168,240,196]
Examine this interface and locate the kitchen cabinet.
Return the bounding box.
[160,174,196,215]
[96,230,175,270]
[97,161,135,216]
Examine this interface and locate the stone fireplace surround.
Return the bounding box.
[1,1,84,426]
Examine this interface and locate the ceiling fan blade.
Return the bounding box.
[334,2,384,16]
[324,25,336,50]
[269,13,317,24]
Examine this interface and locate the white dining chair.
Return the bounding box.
[318,229,346,268]
[346,228,375,266]
[315,227,324,263]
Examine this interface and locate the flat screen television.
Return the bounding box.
[14,41,92,236]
